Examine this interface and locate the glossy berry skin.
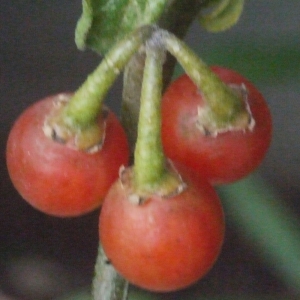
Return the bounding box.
[161,66,272,185]
[6,94,129,217]
[99,170,224,292]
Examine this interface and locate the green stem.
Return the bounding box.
[133,43,166,191]
[162,30,249,132]
[158,0,211,90]
[61,26,154,129]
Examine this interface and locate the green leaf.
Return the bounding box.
[75,0,93,51]
[199,0,244,32]
[75,0,167,55]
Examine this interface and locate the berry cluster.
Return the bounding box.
[6,26,271,293]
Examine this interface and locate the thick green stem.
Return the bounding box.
[133,43,166,191]
[61,26,153,129]
[162,31,250,132]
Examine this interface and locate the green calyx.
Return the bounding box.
[43,94,107,152]
[120,166,186,205]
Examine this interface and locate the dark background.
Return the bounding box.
[1,1,300,299]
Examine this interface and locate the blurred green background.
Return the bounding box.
[0,1,299,299]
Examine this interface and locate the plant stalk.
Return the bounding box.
[133,43,166,191]
[61,26,154,129]
[93,244,129,300]
[163,30,249,132]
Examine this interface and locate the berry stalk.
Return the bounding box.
[133,42,166,191]
[132,40,185,198]
[45,26,154,150]
[62,26,154,128]
[162,30,251,134]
